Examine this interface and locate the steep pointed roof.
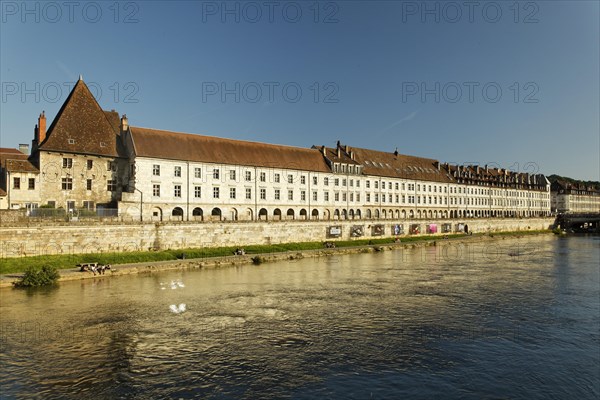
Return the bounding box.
[39,79,125,157]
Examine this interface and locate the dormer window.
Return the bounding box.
[68,139,75,144]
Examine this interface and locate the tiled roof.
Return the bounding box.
[130,127,332,173]
[447,164,547,187]
[313,144,361,165]
[0,148,23,155]
[552,179,600,193]
[0,149,38,173]
[340,144,454,183]
[39,79,125,158]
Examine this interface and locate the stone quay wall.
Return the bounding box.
[0,217,555,258]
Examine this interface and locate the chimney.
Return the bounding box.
[120,114,129,133]
[434,161,440,171]
[37,111,47,143]
[18,144,30,155]
[336,147,341,158]
[350,150,354,160]
[321,145,326,156]
[485,164,488,172]
[345,144,349,153]
[394,147,399,157]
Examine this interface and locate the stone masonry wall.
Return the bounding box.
[0,217,555,259]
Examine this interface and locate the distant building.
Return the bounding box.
[1,77,553,221]
[551,180,600,213]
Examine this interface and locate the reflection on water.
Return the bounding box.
[1,236,599,399]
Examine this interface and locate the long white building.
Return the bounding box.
[1,78,553,222]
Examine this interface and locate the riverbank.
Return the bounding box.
[0,230,553,288]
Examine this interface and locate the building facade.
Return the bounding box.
[551,181,600,213]
[2,78,554,222]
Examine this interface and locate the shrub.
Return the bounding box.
[13,265,60,288]
[251,256,265,265]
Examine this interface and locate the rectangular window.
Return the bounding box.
[83,201,94,210]
[382,182,385,190]
[396,194,399,203]
[245,171,252,181]
[174,166,182,177]
[230,170,236,180]
[375,194,379,202]
[357,193,361,202]
[324,177,329,186]
[62,158,72,168]
[213,169,220,179]
[382,194,386,203]
[61,177,72,190]
[334,178,339,186]
[107,180,117,192]
[260,172,266,182]
[28,178,35,190]
[342,193,347,201]
[194,186,201,198]
[350,179,353,187]
[194,167,202,178]
[174,185,181,197]
[313,191,318,201]
[66,201,75,211]
[153,165,160,176]
[301,176,306,185]
[357,180,360,188]
[153,184,160,197]
[335,193,339,201]
[86,179,92,190]
[375,181,379,189]
[288,174,293,184]
[288,190,294,200]
[245,188,252,199]
[366,180,370,188]
[274,189,280,200]
[313,176,318,185]
[260,188,266,200]
[230,188,236,199]
[107,161,116,171]
[389,194,392,202]
[213,187,220,198]
[324,192,329,201]
[367,193,371,202]
[301,191,306,201]
[342,179,347,187]
[13,177,20,189]
[87,160,93,170]
[402,195,406,204]
[274,173,280,183]
[395,183,399,190]
[350,193,354,202]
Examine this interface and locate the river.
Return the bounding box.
[1,235,598,399]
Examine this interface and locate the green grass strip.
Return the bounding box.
[0,230,550,275]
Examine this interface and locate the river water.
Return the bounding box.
[0,235,598,399]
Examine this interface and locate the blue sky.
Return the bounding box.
[1,0,598,180]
